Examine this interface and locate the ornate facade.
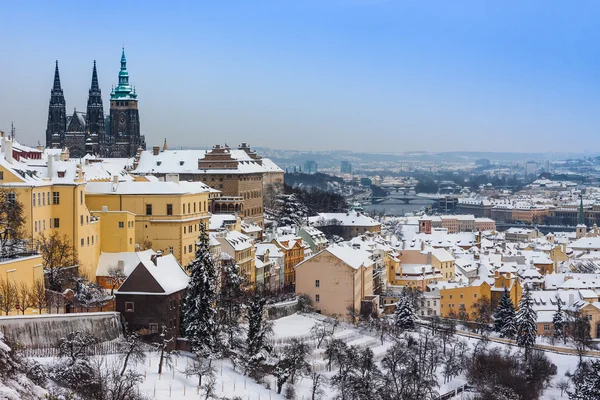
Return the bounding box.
[45,49,145,158]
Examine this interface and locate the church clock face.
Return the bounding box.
[119,115,126,125]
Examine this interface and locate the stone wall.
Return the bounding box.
[0,312,124,349]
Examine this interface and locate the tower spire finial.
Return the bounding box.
[53,60,62,91]
[90,60,99,90]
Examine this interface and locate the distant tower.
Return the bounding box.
[86,61,105,153]
[46,61,67,148]
[576,193,587,239]
[109,47,144,157]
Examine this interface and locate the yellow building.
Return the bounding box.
[84,179,212,266]
[440,271,521,318]
[0,141,101,280]
[215,230,256,284]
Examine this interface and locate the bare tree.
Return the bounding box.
[154,325,176,375]
[556,379,569,397]
[0,187,25,258]
[118,332,147,376]
[31,278,47,314]
[311,321,332,349]
[310,371,327,400]
[14,282,33,315]
[38,231,78,292]
[57,331,98,365]
[0,276,17,315]
[106,266,127,296]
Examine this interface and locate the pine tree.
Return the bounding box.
[568,360,600,400]
[493,288,517,338]
[274,193,308,227]
[217,258,246,350]
[552,296,566,344]
[393,296,415,332]
[244,294,272,378]
[182,223,219,358]
[515,286,537,359]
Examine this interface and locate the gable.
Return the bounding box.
[117,262,165,294]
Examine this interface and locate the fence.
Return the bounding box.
[19,339,124,358]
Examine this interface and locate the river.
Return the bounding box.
[364,198,435,216]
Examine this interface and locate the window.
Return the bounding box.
[189,244,192,253]
[125,302,134,312]
[167,204,173,215]
[92,236,94,244]
[0,171,3,180]
[81,238,84,247]
[86,216,89,224]
[315,280,320,288]
[53,218,60,228]
[433,300,437,306]
[43,220,46,230]
[146,204,152,215]
[184,226,186,234]
[34,221,38,233]
[188,203,190,213]
[118,221,125,228]
[474,293,478,298]
[80,215,83,226]
[427,301,430,307]
[543,324,550,331]
[184,247,187,254]
[149,323,158,333]
[52,192,60,205]
[193,203,196,213]
[219,184,223,189]
[315,294,320,303]
[449,295,453,299]
[80,191,83,205]
[129,238,132,244]
[460,294,463,299]
[87,237,89,246]
[50,218,53,229]
[32,193,36,207]
[42,192,45,206]
[37,193,40,206]
[169,246,174,254]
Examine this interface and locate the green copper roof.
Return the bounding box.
[110,47,137,100]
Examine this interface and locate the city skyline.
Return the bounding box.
[1,1,599,153]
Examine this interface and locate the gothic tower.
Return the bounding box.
[46,61,67,148]
[109,48,144,157]
[85,60,105,154]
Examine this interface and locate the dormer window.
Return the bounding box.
[157,161,162,166]
[58,171,66,178]
[180,160,185,166]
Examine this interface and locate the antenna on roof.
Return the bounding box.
[10,122,15,140]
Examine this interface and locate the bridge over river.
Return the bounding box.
[371,193,453,205]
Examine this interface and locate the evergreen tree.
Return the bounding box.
[244,294,272,378]
[393,296,415,332]
[516,286,537,359]
[493,288,517,338]
[182,223,219,358]
[274,193,308,227]
[568,360,600,400]
[552,296,566,344]
[217,257,246,351]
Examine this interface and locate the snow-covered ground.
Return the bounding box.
[33,313,593,399]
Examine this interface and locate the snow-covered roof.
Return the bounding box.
[255,243,284,258]
[85,180,212,195]
[325,245,374,270]
[310,211,380,227]
[116,251,189,295]
[133,149,283,175]
[430,248,454,263]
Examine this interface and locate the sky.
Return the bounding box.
[1,1,599,153]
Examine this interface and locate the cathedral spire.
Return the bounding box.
[53,60,62,92]
[91,60,99,90]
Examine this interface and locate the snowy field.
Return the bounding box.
[33,313,595,399]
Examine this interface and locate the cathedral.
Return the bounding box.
[45,48,145,158]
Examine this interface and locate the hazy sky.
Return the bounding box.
[1,1,599,153]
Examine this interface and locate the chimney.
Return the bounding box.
[117,260,125,273]
[153,146,160,156]
[112,175,119,184]
[3,138,13,163]
[166,173,180,183]
[48,154,54,177]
